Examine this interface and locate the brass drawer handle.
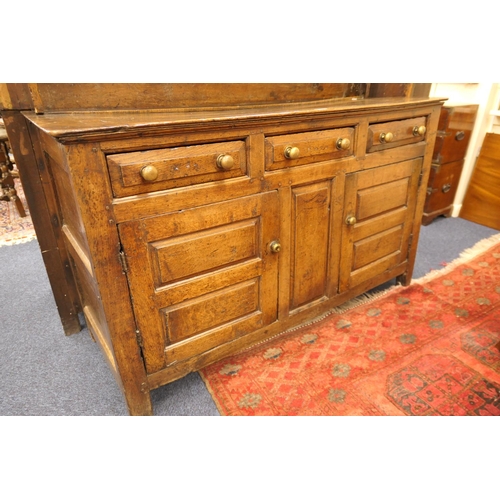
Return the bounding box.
[442,184,451,193]
[284,146,300,159]
[216,154,234,170]
[140,165,159,181]
[270,240,282,253]
[336,137,351,150]
[345,215,357,226]
[379,132,394,143]
[455,131,465,141]
[413,125,426,137]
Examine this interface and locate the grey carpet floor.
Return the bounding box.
[1,216,498,416]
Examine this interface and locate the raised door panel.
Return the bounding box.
[339,158,422,291]
[118,192,280,374]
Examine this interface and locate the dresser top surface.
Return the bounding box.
[24,96,446,141]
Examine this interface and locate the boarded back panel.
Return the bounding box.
[25,83,367,113]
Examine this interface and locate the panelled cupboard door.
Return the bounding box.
[289,178,340,314]
[339,158,422,292]
[118,192,280,374]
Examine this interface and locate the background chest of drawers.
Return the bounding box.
[422,103,478,225]
[6,86,443,415]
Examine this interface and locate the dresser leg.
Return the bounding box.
[124,387,154,416]
[396,272,411,286]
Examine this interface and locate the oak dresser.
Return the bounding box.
[3,85,444,414]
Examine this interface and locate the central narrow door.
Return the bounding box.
[289,178,340,315]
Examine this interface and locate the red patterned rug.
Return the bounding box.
[200,234,500,416]
[0,178,36,247]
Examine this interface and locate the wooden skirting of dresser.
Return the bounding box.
[1,85,444,415]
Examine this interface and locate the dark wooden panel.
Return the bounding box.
[460,133,500,230]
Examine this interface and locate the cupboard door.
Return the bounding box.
[339,158,422,292]
[289,179,340,314]
[118,192,280,374]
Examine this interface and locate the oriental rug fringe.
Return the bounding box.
[200,233,500,416]
[0,178,36,247]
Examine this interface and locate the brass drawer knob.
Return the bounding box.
[455,131,465,141]
[442,183,451,193]
[413,125,427,137]
[379,132,394,143]
[284,146,300,159]
[216,154,234,170]
[345,215,357,226]
[336,137,351,150]
[270,240,282,253]
[140,165,159,181]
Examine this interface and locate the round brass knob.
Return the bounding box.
[336,138,351,150]
[284,146,300,159]
[413,125,427,137]
[270,241,282,253]
[140,165,158,181]
[380,132,394,143]
[345,215,357,226]
[216,154,234,170]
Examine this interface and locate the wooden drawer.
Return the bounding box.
[432,105,478,164]
[107,140,247,197]
[265,127,354,170]
[367,116,427,152]
[424,159,463,213]
[432,129,472,164]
